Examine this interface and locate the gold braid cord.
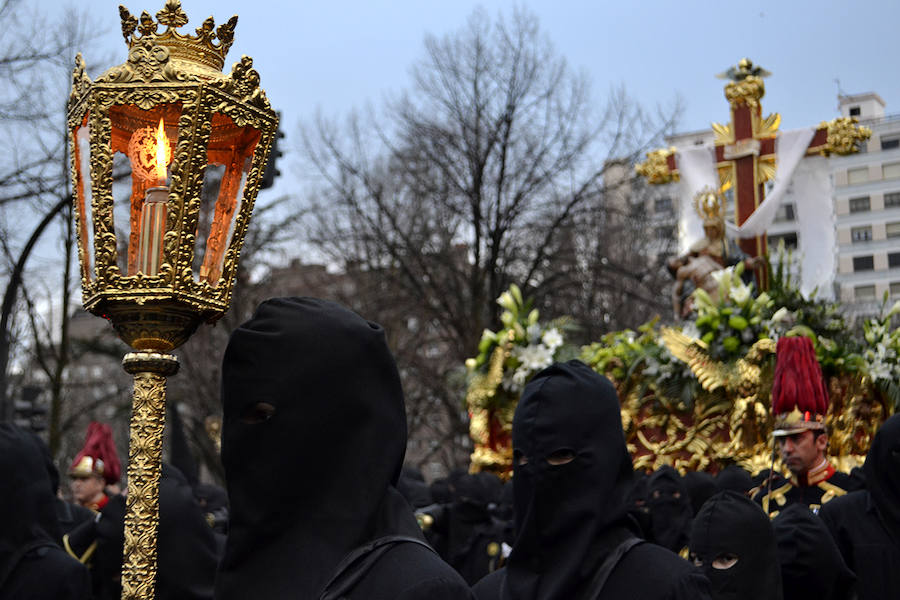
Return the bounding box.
[120,352,178,600]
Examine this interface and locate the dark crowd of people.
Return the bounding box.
[1,297,898,599]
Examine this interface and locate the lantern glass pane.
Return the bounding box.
[73,115,94,281]
[192,111,261,286]
[108,102,181,275]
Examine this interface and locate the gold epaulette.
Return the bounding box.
[760,482,792,516]
[817,480,849,505]
[62,533,97,565]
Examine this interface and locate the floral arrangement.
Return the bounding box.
[466,284,571,397]
[579,317,699,409]
[691,262,773,360]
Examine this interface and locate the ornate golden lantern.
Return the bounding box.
[66,2,278,598]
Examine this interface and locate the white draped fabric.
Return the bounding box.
[790,156,835,299]
[674,127,832,298]
[725,127,816,238]
[674,145,718,254]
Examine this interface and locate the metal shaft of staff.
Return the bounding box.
[120,352,179,600]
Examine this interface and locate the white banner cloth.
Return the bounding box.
[790,156,835,299]
[675,145,718,254]
[726,127,817,238]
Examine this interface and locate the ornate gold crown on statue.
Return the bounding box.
[693,187,725,224]
[119,0,238,72]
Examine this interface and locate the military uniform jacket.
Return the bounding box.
[752,461,858,516]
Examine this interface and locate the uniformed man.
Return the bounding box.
[753,337,857,516]
[68,422,121,512]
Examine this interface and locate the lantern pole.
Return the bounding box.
[66,3,279,600]
[120,352,178,600]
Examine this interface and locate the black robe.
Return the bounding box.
[472,361,711,600]
[771,504,854,600]
[0,423,91,600]
[215,297,473,600]
[819,414,900,600]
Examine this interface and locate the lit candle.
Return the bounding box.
[137,118,170,276]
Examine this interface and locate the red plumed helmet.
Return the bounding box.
[771,336,828,436]
[69,422,121,485]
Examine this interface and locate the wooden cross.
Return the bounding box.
[637,58,870,264]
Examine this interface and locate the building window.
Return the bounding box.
[768,232,798,250]
[882,138,900,151]
[847,167,868,185]
[849,196,871,213]
[851,226,872,242]
[655,226,672,241]
[775,203,795,222]
[886,192,900,208]
[886,221,900,238]
[890,252,900,268]
[654,197,673,214]
[853,255,875,271]
[849,106,861,117]
[855,285,876,300]
[891,282,900,298]
[884,163,900,180]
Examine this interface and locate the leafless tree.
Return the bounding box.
[300,7,680,473]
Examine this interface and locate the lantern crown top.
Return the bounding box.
[119,0,237,74]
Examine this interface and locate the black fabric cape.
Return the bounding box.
[0,423,91,600]
[215,297,473,600]
[689,490,783,600]
[771,504,854,600]
[477,360,710,600]
[819,414,900,600]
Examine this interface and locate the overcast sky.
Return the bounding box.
[42,0,896,200]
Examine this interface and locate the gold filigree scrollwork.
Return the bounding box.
[724,75,765,112]
[213,56,270,110]
[818,117,872,156]
[120,6,139,42]
[156,0,188,29]
[120,352,178,600]
[98,37,190,84]
[69,53,91,106]
[635,147,678,184]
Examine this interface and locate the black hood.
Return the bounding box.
[864,413,900,542]
[683,470,717,516]
[715,465,753,495]
[690,490,782,600]
[215,297,421,599]
[772,504,854,600]
[0,424,62,591]
[647,465,692,552]
[505,360,634,600]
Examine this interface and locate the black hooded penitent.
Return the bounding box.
[819,413,900,600]
[504,360,636,600]
[647,465,692,552]
[215,297,470,600]
[690,490,782,600]
[772,504,854,600]
[0,423,90,599]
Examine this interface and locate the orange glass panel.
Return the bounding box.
[193,111,260,285]
[73,115,94,281]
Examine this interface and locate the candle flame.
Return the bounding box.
[155,117,168,184]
